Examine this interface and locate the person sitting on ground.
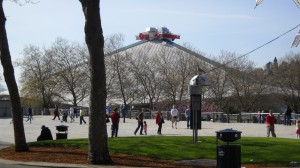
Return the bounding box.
[37,125,53,141]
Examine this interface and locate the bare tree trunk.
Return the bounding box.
[79,0,112,164]
[0,0,28,152]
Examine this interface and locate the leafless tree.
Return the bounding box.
[274,52,300,112]
[223,51,265,112]
[16,45,58,108]
[104,34,138,106]
[156,44,205,108]
[128,45,163,109]
[156,48,180,103]
[49,38,89,106]
[206,52,232,111]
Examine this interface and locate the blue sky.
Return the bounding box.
[3,0,300,76]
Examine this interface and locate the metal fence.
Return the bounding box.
[127,110,300,125]
[199,112,300,125]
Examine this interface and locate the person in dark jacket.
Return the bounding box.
[285,106,292,126]
[37,125,53,141]
[52,105,60,120]
[134,108,145,135]
[26,105,33,124]
[120,104,128,123]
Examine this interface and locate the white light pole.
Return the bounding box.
[255,0,300,48]
[255,0,300,8]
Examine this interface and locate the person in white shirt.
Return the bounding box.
[69,106,75,122]
[170,104,179,129]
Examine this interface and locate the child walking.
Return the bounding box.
[296,120,300,139]
[143,121,147,135]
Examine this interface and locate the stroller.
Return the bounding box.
[61,112,68,122]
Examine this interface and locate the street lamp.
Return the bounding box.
[188,71,211,143]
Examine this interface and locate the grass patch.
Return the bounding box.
[28,136,300,165]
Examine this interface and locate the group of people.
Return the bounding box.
[49,104,300,139]
[52,105,87,125]
[256,109,265,124]
[107,105,179,137]
[258,106,300,139]
[133,104,191,136]
[106,104,128,123]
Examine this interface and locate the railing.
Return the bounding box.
[128,110,300,125]
[201,112,300,124]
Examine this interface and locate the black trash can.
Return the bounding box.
[216,128,242,168]
[56,125,68,140]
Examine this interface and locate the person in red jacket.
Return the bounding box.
[155,110,164,135]
[266,110,276,137]
[111,107,120,138]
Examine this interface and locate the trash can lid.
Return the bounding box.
[56,125,69,131]
[215,128,242,133]
[56,125,69,128]
[216,128,242,142]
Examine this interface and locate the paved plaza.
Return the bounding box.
[0,115,299,167]
[0,115,297,144]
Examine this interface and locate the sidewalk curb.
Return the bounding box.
[0,158,146,168]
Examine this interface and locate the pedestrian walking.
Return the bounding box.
[111,107,120,138]
[185,106,191,128]
[69,106,75,122]
[155,110,164,135]
[285,106,292,126]
[134,108,145,135]
[26,105,33,124]
[266,110,276,137]
[120,104,128,123]
[170,105,179,129]
[52,105,60,120]
[74,107,78,118]
[79,108,86,125]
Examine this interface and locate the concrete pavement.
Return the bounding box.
[0,115,297,144]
